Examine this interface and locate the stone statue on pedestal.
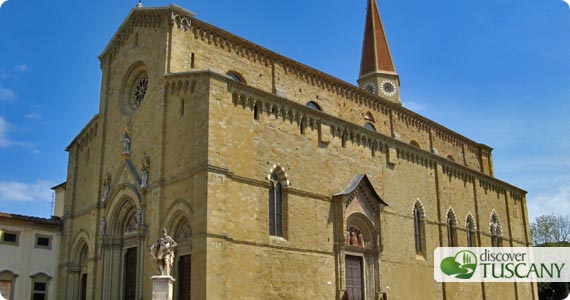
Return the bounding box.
[149,228,178,276]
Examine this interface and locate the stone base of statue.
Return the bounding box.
[151,275,175,300]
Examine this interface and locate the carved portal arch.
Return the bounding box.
[108,196,140,236]
[67,237,89,300]
[334,174,387,300]
[101,195,145,300]
[164,199,194,300]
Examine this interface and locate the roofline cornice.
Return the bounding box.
[98,6,493,153]
[66,114,100,151]
[164,71,518,195]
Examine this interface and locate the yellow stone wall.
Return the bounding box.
[56,6,536,300]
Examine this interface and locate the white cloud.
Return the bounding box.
[0,180,55,203]
[0,116,12,147]
[13,64,30,72]
[527,183,570,222]
[0,116,39,153]
[402,100,426,113]
[0,84,16,102]
[24,113,42,120]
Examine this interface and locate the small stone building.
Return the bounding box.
[56,1,537,299]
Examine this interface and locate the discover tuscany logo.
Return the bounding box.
[440,250,478,279]
[434,247,570,283]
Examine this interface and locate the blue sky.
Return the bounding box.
[0,0,568,222]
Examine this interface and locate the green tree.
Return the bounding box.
[532,213,570,300]
[531,214,570,245]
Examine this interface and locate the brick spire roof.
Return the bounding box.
[359,0,395,77]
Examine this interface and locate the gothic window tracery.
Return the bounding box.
[447,209,458,247]
[131,73,148,108]
[268,171,285,237]
[413,201,426,255]
[490,211,503,247]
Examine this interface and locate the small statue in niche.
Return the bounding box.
[177,222,191,241]
[350,228,359,246]
[358,232,365,247]
[100,217,107,235]
[140,154,150,189]
[122,128,131,155]
[149,228,178,276]
[102,173,111,202]
[346,227,365,247]
[135,208,143,227]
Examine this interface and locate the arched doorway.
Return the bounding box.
[102,197,145,300]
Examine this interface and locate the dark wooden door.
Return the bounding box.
[345,255,364,300]
[178,255,191,300]
[124,247,137,300]
[80,273,87,300]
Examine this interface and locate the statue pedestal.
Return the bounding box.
[151,275,175,300]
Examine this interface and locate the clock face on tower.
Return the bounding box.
[363,82,377,94]
[380,80,397,97]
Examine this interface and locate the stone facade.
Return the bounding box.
[56,4,536,300]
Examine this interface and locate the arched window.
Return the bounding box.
[253,103,260,121]
[447,155,456,162]
[447,209,458,247]
[227,71,245,83]
[364,111,375,122]
[0,270,18,300]
[364,122,376,131]
[490,211,502,247]
[73,241,89,300]
[413,201,426,255]
[269,173,283,237]
[306,101,322,111]
[466,214,476,247]
[410,140,420,149]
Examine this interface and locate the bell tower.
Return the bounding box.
[357,0,400,104]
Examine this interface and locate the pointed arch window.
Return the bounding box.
[447,209,458,247]
[364,122,376,131]
[227,71,246,83]
[466,215,476,247]
[269,173,283,237]
[306,101,322,111]
[413,202,426,255]
[490,212,503,247]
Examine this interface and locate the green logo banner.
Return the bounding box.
[434,247,570,282]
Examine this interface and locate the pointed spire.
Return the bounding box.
[359,0,395,77]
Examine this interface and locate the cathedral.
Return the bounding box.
[56,1,537,299]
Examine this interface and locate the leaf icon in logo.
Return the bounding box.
[440,250,477,279]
